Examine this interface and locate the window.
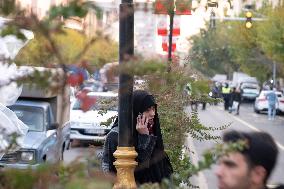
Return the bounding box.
[9,106,44,132]
[73,95,118,111]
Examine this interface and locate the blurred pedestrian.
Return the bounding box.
[215,130,279,189]
[229,87,241,115]
[212,83,221,105]
[102,90,173,184]
[266,88,278,120]
[222,83,231,110]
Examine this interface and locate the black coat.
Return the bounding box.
[102,90,173,184]
[231,91,241,103]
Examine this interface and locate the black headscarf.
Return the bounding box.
[132,90,173,183]
[112,90,164,152]
[132,90,164,153]
[111,90,173,183]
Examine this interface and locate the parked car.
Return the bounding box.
[240,82,260,100]
[0,97,70,169]
[70,91,118,143]
[254,90,284,114]
[0,68,71,169]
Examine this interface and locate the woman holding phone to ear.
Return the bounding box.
[102,90,173,184]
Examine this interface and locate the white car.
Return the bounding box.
[70,92,118,143]
[254,90,284,114]
[240,82,260,100]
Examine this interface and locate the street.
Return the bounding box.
[64,143,103,165]
[187,102,284,189]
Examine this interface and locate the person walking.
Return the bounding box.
[222,83,231,110]
[229,87,241,115]
[102,90,173,184]
[266,88,278,120]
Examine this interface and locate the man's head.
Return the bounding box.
[224,83,229,88]
[215,130,278,189]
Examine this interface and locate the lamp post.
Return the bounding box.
[167,9,174,72]
[113,0,137,189]
[154,0,192,72]
[209,10,216,29]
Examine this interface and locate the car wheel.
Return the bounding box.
[254,108,260,113]
[66,140,71,150]
[191,102,198,112]
[70,139,81,148]
[60,148,64,161]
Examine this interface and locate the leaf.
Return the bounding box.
[80,95,96,112]
[67,73,84,87]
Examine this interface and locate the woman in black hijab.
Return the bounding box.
[102,90,173,184]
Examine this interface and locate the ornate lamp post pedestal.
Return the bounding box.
[113,147,138,189]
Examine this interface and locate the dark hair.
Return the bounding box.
[223,130,278,183]
[225,83,228,87]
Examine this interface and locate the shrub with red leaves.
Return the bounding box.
[76,89,97,112]
[67,72,84,87]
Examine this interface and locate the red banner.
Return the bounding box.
[172,28,180,36]
[162,36,177,52]
[158,28,168,35]
[154,0,174,14]
[162,44,176,52]
[157,16,168,35]
[172,16,180,36]
[162,36,168,51]
[175,0,192,15]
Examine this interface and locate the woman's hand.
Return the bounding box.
[136,114,149,135]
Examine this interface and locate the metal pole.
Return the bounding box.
[113,0,138,188]
[273,61,276,88]
[167,11,174,72]
[118,0,134,147]
[210,10,216,29]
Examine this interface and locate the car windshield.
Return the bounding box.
[241,84,258,89]
[73,95,118,111]
[8,106,44,132]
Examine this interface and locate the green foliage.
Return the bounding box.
[188,26,239,77]
[47,0,102,21]
[1,25,26,40]
[0,162,113,189]
[49,1,88,20]
[0,0,16,16]
[144,69,228,186]
[118,58,167,76]
[15,29,118,67]
[189,6,284,81]
[84,38,118,68]
[257,6,284,63]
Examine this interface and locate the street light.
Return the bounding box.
[245,11,252,29]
